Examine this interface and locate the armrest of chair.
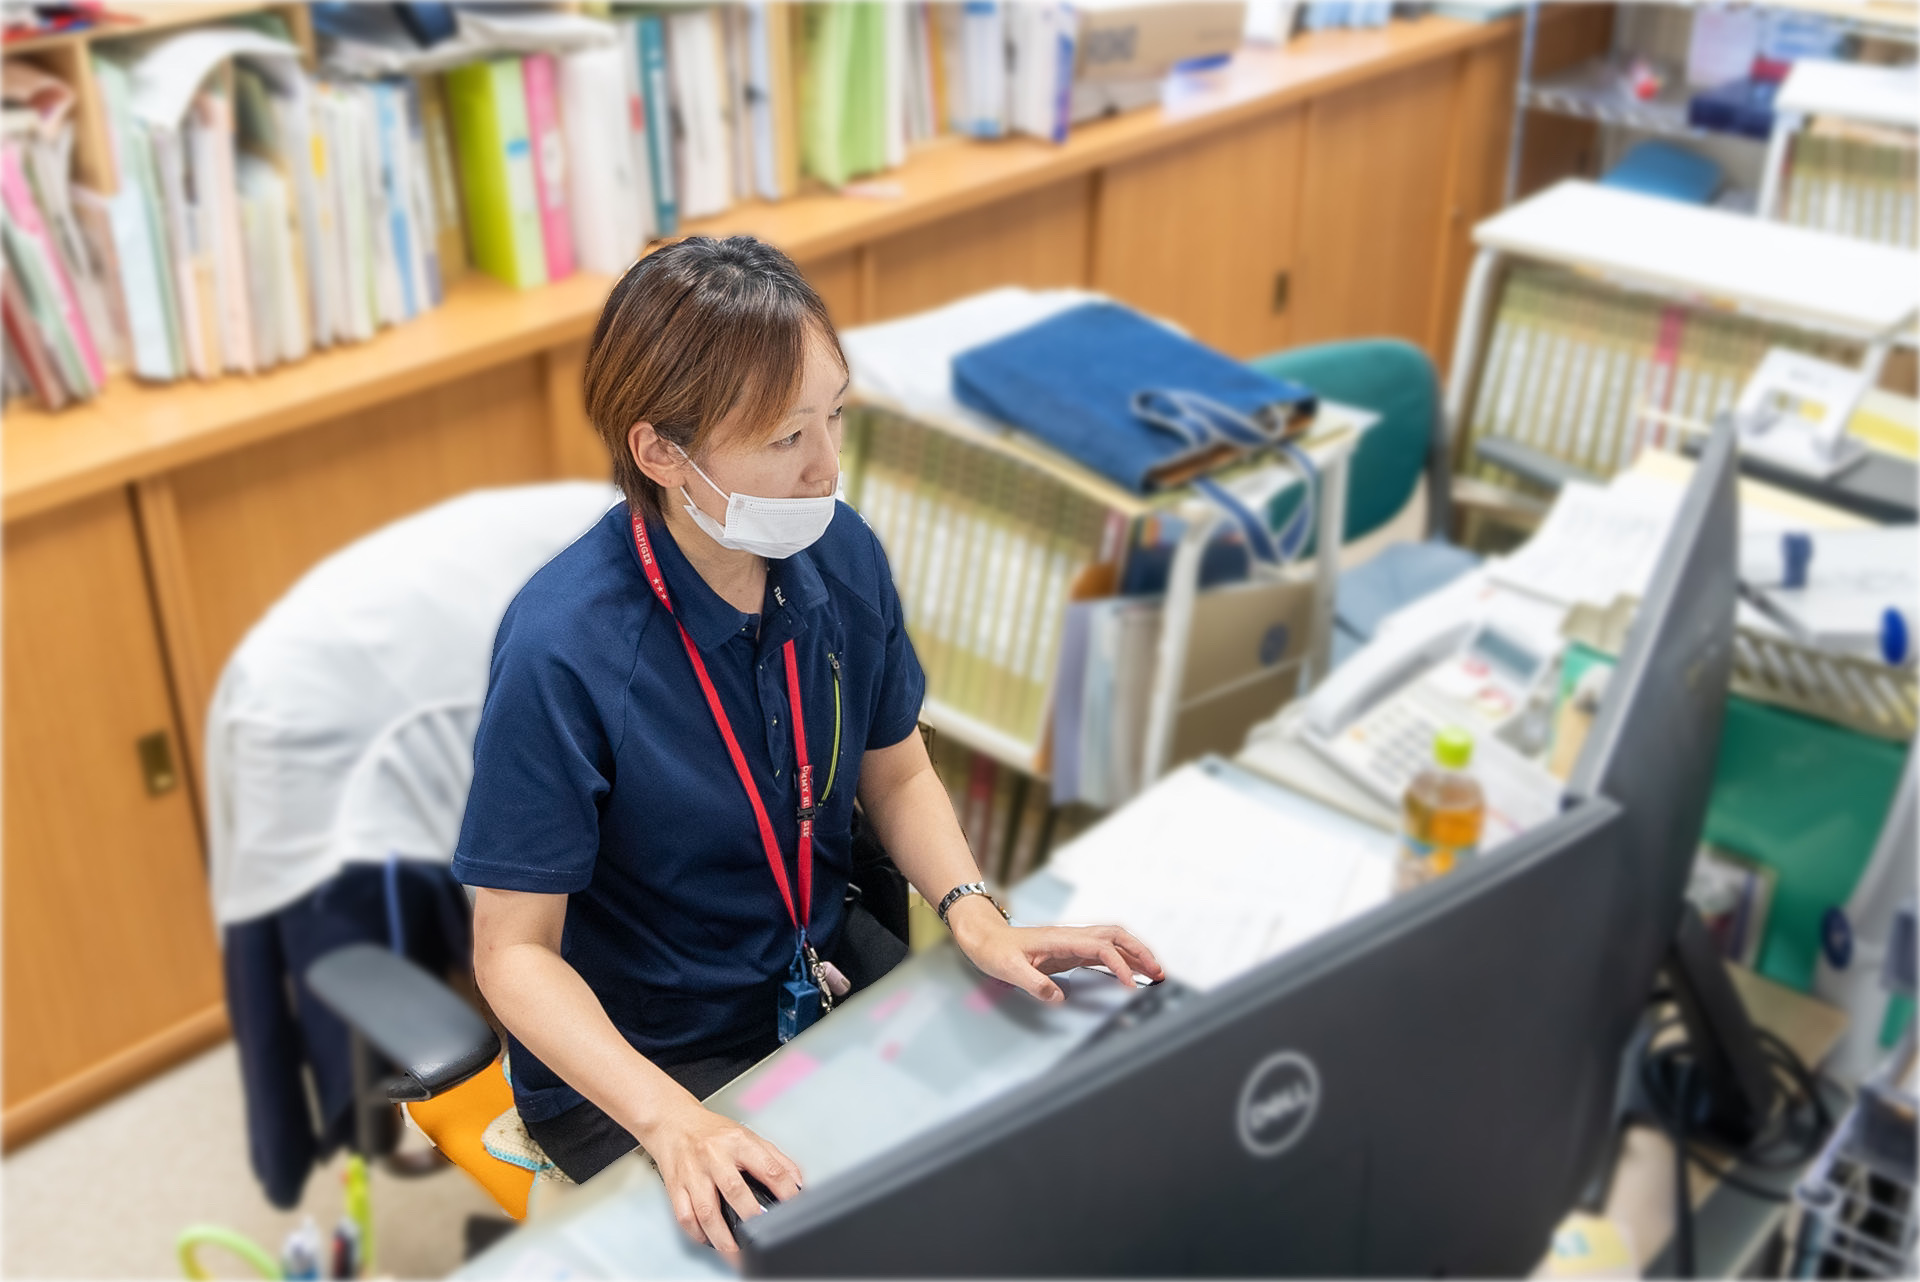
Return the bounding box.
[306,943,500,1104]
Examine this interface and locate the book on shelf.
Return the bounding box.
[665,6,736,221]
[634,13,679,235]
[5,2,1259,412]
[846,403,1118,767]
[444,57,547,290]
[520,52,576,281]
[925,730,1058,888]
[1459,262,1864,497]
[1782,120,1918,248]
[3,59,119,375]
[1,140,105,397]
[743,2,802,202]
[557,42,644,276]
[90,53,183,382]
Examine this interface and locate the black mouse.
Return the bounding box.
[720,1171,783,1237]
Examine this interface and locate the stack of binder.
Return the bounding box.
[1781,124,1920,247]
[1458,262,1862,492]
[843,404,1123,761]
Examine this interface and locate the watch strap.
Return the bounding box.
[936,880,1007,928]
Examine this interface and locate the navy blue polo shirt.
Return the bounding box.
[452,500,925,1123]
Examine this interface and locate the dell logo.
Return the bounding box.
[1237,1051,1320,1158]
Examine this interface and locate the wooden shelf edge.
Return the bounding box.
[1,1001,230,1152]
[696,15,1514,264]
[4,273,613,523]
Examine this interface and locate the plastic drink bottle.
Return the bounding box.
[1398,726,1485,894]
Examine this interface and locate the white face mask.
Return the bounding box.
[678,452,837,560]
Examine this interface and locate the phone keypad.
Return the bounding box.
[1338,701,1446,800]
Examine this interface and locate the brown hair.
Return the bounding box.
[582,235,847,519]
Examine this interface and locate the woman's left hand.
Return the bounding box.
[945,896,1165,1003]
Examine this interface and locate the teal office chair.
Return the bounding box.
[1247,339,1480,667]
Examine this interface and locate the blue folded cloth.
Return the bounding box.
[951,302,1317,495]
[1602,140,1723,205]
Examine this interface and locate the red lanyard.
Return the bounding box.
[631,515,815,939]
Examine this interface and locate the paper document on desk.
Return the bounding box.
[1046,759,1394,991]
[1489,477,1681,608]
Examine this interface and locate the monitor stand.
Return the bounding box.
[1581,904,1783,1209]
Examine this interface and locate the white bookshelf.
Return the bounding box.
[1444,179,1919,514]
[1775,57,1920,128]
[1470,179,1918,339]
[1760,57,1920,230]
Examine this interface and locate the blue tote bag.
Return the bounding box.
[950,302,1318,496]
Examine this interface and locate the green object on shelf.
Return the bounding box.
[1560,643,1907,993]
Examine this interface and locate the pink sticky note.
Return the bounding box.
[739,1050,820,1113]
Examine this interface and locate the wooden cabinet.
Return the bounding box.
[1093,108,1306,359]
[3,492,224,1146]
[868,175,1095,323]
[1290,57,1464,354]
[795,251,867,331]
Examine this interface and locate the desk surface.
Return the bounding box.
[457,943,1139,1280]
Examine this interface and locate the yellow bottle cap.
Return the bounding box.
[1434,726,1474,770]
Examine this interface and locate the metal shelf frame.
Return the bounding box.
[1504,0,1920,207]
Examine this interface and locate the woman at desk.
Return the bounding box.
[454,236,1162,1257]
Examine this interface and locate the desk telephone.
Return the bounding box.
[1300,612,1561,806]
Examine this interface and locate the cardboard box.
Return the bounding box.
[1073,1,1246,83]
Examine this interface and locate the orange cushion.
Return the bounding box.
[401,1055,535,1220]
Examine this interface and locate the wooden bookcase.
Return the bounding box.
[0,3,1599,1146]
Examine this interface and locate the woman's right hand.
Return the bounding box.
[638,1099,805,1258]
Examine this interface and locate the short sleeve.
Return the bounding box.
[452,612,616,894]
[865,533,927,751]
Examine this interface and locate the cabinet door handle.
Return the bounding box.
[137,731,178,796]
[1272,271,1291,314]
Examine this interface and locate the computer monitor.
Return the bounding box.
[736,425,1743,1276]
[741,798,1628,1276]
[1560,420,1773,1157]
[1566,417,1740,1062]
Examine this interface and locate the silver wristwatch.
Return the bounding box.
[936,880,1008,928]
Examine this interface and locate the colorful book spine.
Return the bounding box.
[373,82,419,319]
[444,57,546,290]
[0,143,104,390]
[417,75,469,290]
[637,16,679,237]
[520,52,575,281]
[93,55,183,380]
[399,79,443,306]
[3,267,70,408]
